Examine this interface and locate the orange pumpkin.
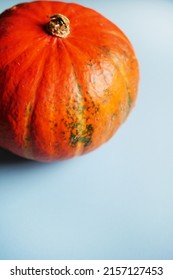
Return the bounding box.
[0,1,139,162]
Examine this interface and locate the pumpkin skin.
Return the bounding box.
[0,1,139,162]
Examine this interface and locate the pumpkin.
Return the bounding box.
[0,1,139,162]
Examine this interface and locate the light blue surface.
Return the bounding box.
[0,0,173,260]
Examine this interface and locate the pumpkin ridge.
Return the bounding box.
[22,46,51,159]
[40,40,63,160]
[60,40,88,156]
[63,39,116,148]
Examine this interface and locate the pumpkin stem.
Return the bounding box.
[46,14,70,38]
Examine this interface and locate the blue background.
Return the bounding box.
[0,0,173,260]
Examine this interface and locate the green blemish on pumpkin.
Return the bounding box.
[78,83,82,90]
[70,133,92,147]
[77,104,85,114]
[86,124,94,133]
[79,136,92,146]
[25,137,31,142]
[66,108,71,116]
[69,124,94,148]
[70,133,78,146]
[87,104,99,115]
[72,123,78,129]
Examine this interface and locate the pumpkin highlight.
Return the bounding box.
[0,1,139,162]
